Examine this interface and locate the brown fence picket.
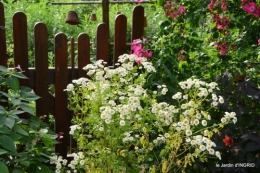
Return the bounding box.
[54,33,69,158]
[34,22,49,120]
[131,5,144,41]
[96,23,109,63]
[78,33,90,78]
[114,14,127,65]
[13,12,29,87]
[0,2,7,67]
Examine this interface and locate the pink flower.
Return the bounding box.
[208,0,215,10]
[253,7,260,17]
[219,42,229,55]
[180,49,185,54]
[213,14,220,22]
[258,39,260,45]
[221,2,228,11]
[135,0,143,3]
[216,16,230,29]
[178,6,185,15]
[242,2,257,14]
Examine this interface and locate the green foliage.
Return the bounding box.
[0,65,57,173]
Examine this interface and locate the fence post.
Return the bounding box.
[78,33,90,78]
[113,14,127,66]
[13,12,29,87]
[54,33,69,158]
[96,23,109,63]
[34,22,49,121]
[0,2,7,67]
[131,5,144,41]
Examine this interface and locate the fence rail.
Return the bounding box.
[0,2,144,158]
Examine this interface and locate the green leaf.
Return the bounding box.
[0,65,8,72]
[0,162,9,173]
[21,161,30,167]
[0,127,11,134]
[0,149,8,155]
[6,76,19,91]
[5,117,15,129]
[20,103,34,115]
[12,72,28,79]
[21,93,40,101]
[0,105,6,114]
[42,134,53,148]
[11,99,21,106]
[0,115,6,126]
[9,132,22,141]
[13,125,29,136]
[0,135,17,153]
[8,110,25,115]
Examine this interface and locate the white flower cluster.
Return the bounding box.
[50,155,67,173]
[151,102,178,125]
[67,152,85,170]
[187,135,221,160]
[221,111,237,124]
[153,134,166,144]
[122,131,135,142]
[69,125,81,135]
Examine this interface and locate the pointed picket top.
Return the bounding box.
[78,33,90,78]
[114,14,127,66]
[132,5,144,42]
[13,12,29,87]
[96,23,109,64]
[34,22,49,121]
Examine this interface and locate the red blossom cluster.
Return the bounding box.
[212,14,230,29]
[208,0,228,11]
[131,39,152,64]
[164,1,185,20]
[241,0,260,18]
[223,134,234,146]
[214,41,229,55]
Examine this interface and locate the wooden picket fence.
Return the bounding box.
[0,2,145,159]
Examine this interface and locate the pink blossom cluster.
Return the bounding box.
[241,1,260,18]
[131,39,152,64]
[164,1,185,20]
[214,41,229,55]
[212,14,230,29]
[208,0,228,11]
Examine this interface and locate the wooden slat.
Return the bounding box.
[13,12,29,87]
[70,37,75,81]
[0,2,7,66]
[96,23,109,63]
[114,14,127,65]
[34,22,49,121]
[78,33,90,78]
[54,33,69,158]
[131,5,144,41]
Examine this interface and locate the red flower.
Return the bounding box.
[223,134,234,146]
[178,6,185,15]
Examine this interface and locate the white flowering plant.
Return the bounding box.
[51,54,237,173]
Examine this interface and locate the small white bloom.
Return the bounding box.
[221,117,227,123]
[201,120,207,126]
[120,120,126,126]
[218,96,224,104]
[215,151,221,160]
[186,129,192,136]
[199,145,206,151]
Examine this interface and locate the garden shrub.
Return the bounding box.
[0,65,57,173]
